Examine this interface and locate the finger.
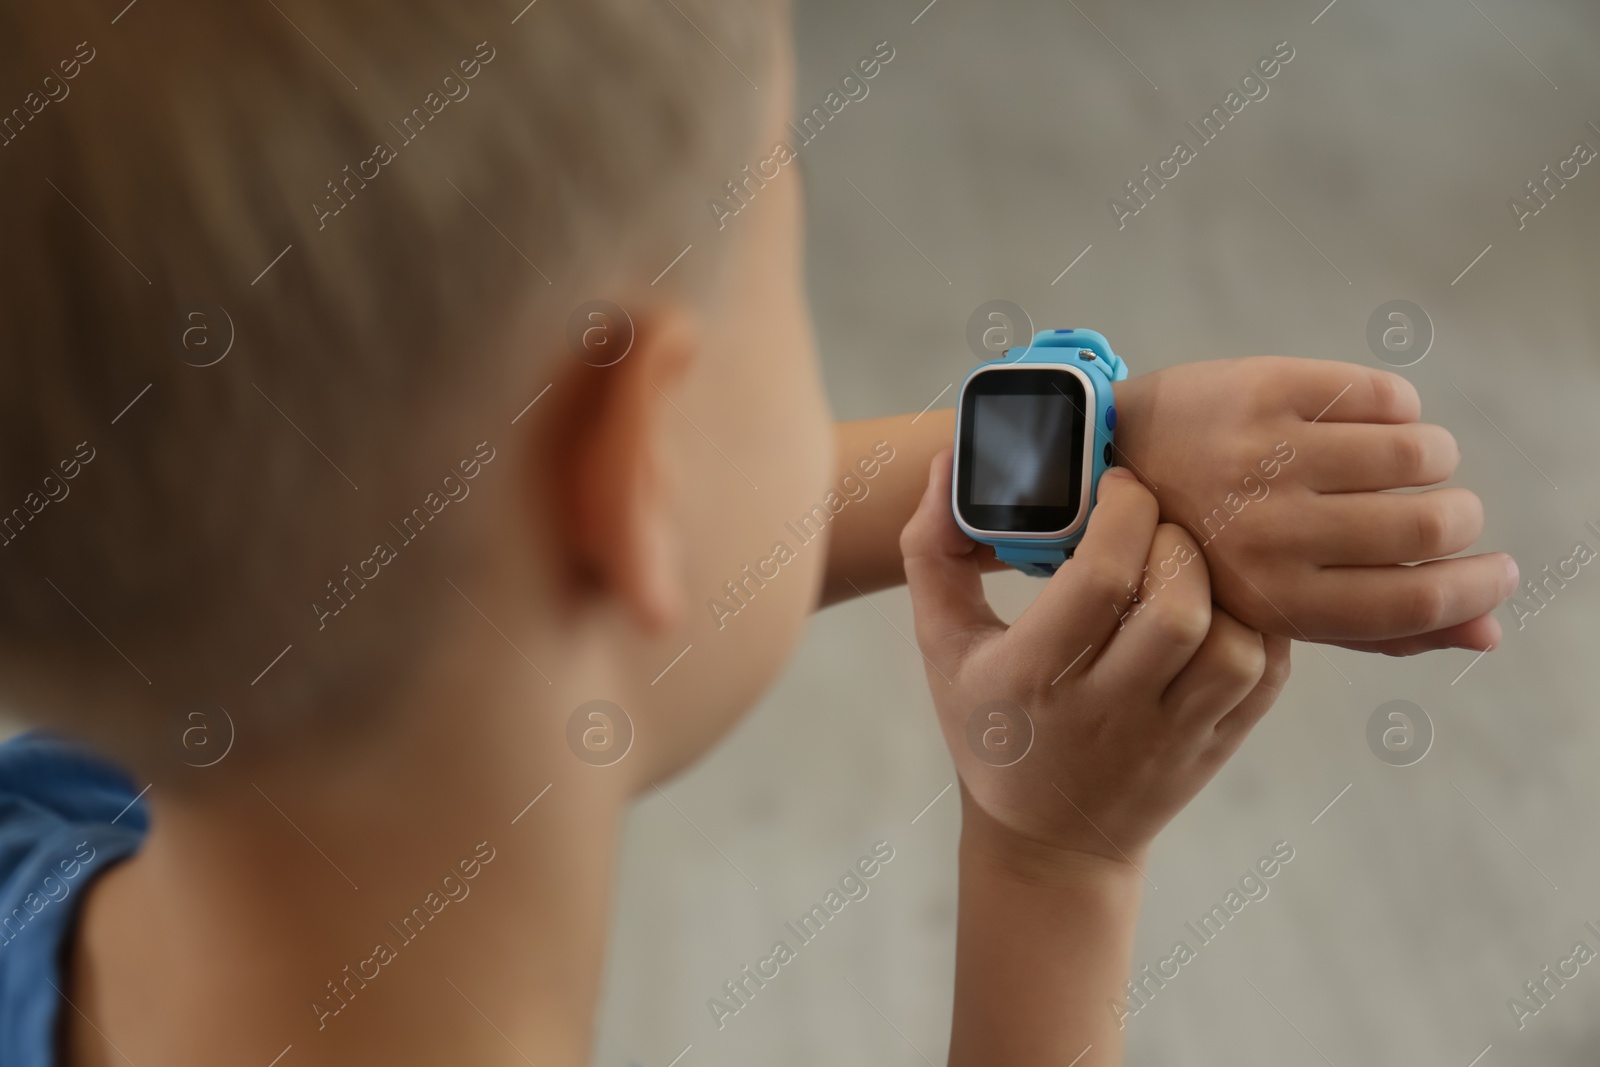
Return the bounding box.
[1248,553,1518,641]
[1161,608,1269,729]
[1006,467,1159,668]
[1092,523,1212,695]
[1293,422,1460,491]
[1327,613,1501,657]
[975,544,1010,574]
[1259,358,1421,424]
[1297,488,1484,565]
[901,450,1006,669]
[1212,634,1292,741]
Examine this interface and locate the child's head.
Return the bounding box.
[0,1,833,775]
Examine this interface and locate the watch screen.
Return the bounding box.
[971,394,1080,506]
[955,367,1090,536]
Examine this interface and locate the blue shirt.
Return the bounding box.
[0,733,147,1067]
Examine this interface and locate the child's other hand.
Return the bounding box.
[1113,358,1519,656]
[901,454,1290,876]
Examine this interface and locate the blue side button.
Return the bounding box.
[1105,405,1117,431]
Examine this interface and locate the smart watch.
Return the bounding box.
[951,328,1128,577]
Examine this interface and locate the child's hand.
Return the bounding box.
[901,453,1290,872]
[1113,358,1518,656]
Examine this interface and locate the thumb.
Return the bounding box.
[900,449,1005,669]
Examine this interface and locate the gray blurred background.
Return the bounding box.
[595,0,1600,1064]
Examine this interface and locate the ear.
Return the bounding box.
[548,306,697,635]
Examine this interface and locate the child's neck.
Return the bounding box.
[61,668,630,1067]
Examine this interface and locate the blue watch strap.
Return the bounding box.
[993,544,1069,577]
[1022,328,1130,385]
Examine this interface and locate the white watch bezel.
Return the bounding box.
[951,361,1099,543]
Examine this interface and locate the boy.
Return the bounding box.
[0,3,1513,1065]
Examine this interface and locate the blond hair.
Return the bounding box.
[0,0,778,763]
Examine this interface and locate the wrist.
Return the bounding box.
[1109,371,1158,494]
[951,801,1144,1067]
[959,795,1148,894]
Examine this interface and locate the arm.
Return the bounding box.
[950,807,1143,1066]
[820,411,971,608]
[900,454,1288,1066]
[824,359,1518,655]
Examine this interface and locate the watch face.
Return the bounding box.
[955,365,1091,537]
